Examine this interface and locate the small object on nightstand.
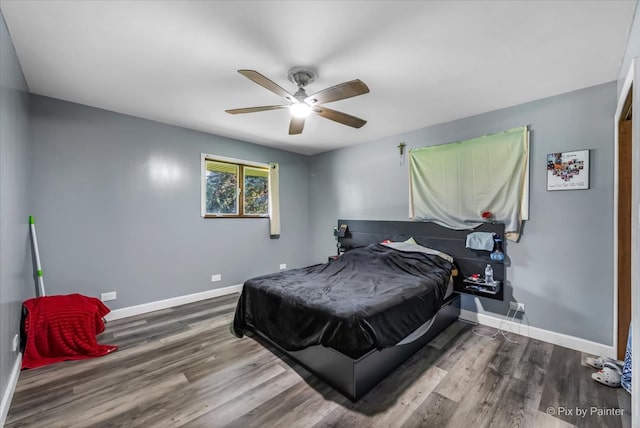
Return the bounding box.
[462,276,501,295]
[333,224,349,238]
[484,264,493,284]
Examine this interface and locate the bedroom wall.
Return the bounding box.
[309,81,616,346]
[618,0,639,95]
[29,95,311,310]
[0,11,31,421]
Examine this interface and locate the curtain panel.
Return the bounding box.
[409,126,528,241]
[268,162,280,237]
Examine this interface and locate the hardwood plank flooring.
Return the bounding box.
[6,294,630,427]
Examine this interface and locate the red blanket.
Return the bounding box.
[22,294,118,369]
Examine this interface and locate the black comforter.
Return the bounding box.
[232,244,453,358]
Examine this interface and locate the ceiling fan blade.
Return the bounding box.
[226,105,288,114]
[312,106,367,129]
[305,79,369,105]
[289,116,305,135]
[238,70,295,102]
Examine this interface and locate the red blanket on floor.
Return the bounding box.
[22,294,118,369]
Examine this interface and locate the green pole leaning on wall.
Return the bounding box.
[29,216,46,297]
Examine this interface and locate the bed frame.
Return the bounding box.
[245,219,506,401]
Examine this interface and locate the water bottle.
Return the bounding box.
[490,235,505,261]
[484,264,494,285]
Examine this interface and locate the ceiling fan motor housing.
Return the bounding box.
[287,67,316,88]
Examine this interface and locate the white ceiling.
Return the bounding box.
[1,1,636,155]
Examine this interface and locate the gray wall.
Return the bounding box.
[309,82,616,345]
[29,95,311,310]
[0,11,31,417]
[619,1,639,95]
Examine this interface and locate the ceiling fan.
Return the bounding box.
[225,67,369,135]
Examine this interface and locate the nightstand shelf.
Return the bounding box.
[462,278,500,294]
[454,277,504,301]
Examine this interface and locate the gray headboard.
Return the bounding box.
[336,219,506,300]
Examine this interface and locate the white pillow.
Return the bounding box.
[382,241,454,263]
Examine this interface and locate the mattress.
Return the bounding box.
[233,243,454,358]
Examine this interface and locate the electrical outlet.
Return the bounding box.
[101,291,117,301]
[279,263,287,270]
[211,274,222,282]
[12,334,19,352]
[509,301,524,312]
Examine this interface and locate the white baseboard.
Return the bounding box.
[459,309,615,358]
[0,353,22,427]
[103,287,614,356]
[105,284,243,321]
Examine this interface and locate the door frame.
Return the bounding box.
[632,58,640,422]
[616,58,640,419]
[614,66,633,360]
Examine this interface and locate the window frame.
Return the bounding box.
[201,154,270,219]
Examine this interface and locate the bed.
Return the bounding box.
[233,220,505,400]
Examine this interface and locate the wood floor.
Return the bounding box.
[6,294,631,428]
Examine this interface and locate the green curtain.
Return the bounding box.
[268,162,280,237]
[409,126,528,240]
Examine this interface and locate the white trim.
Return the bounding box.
[105,284,243,321]
[0,353,22,427]
[459,309,614,358]
[616,65,635,121]
[201,153,268,169]
[613,64,634,360]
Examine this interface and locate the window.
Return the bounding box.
[202,155,270,218]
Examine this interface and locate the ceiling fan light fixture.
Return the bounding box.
[289,102,312,118]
